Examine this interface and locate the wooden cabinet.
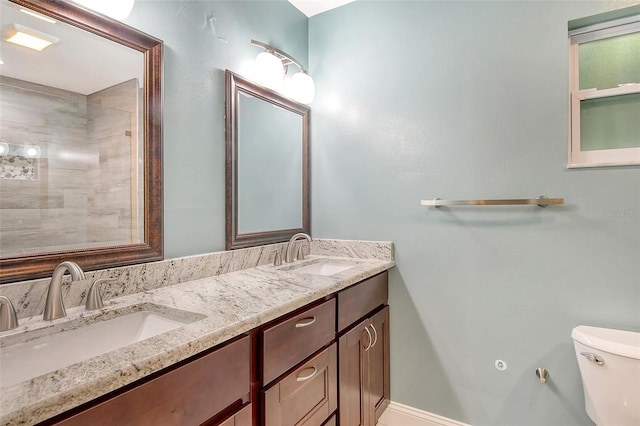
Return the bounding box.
[262,344,337,426]
[337,272,390,426]
[45,336,251,426]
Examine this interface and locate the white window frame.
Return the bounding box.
[568,17,640,168]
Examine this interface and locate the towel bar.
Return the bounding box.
[420,196,564,208]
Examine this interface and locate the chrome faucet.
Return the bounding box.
[0,296,19,331]
[285,233,312,263]
[43,261,86,321]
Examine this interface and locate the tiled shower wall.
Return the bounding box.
[87,79,142,245]
[0,76,140,257]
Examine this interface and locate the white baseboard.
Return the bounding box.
[377,401,471,426]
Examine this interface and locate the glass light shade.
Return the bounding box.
[23,145,41,158]
[71,0,135,20]
[255,51,284,91]
[290,72,315,104]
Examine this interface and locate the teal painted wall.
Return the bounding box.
[125,1,308,258]
[309,1,640,425]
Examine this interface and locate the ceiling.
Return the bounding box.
[0,0,142,95]
[288,0,356,17]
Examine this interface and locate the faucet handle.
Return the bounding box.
[85,278,117,311]
[272,250,283,266]
[0,296,19,331]
[296,244,309,261]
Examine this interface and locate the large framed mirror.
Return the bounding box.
[0,0,163,283]
[225,70,310,250]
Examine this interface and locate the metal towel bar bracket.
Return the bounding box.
[420,195,564,208]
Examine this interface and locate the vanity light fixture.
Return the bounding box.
[251,39,315,104]
[3,23,59,51]
[70,0,135,20]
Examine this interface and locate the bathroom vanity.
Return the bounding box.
[0,242,394,426]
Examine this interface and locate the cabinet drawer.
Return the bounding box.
[263,344,337,426]
[337,271,388,332]
[53,335,250,426]
[262,299,335,385]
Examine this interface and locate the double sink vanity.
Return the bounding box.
[0,2,392,425]
[0,239,394,426]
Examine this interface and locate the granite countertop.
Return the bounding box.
[0,254,394,425]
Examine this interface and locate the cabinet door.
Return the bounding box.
[338,320,370,426]
[338,307,390,426]
[369,306,390,424]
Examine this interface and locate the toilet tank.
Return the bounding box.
[572,325,640,426]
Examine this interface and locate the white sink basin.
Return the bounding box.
[286,261,354,276]
[0,308,198,388]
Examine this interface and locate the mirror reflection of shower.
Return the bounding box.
[0,77,143,257]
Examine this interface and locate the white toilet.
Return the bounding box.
[572,325,640,426]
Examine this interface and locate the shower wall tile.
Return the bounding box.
[0,76,139,256]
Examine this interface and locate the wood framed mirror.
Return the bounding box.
[0,0,163,283]
[225,70,310,250]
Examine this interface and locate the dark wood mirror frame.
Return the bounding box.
[225,70,310,250]
[0,0,163,283]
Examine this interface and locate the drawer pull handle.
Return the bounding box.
[295,316,317,328]
[296,366,318,382]
[370,323,378,348]
[363,326,373,351]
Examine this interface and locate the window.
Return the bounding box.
[568,6,640,168]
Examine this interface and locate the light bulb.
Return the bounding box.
[71,0,134,20]
[0,143,8,156]
[255,51,284,91]
[24,145,41,158]
[290,72,315,104]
